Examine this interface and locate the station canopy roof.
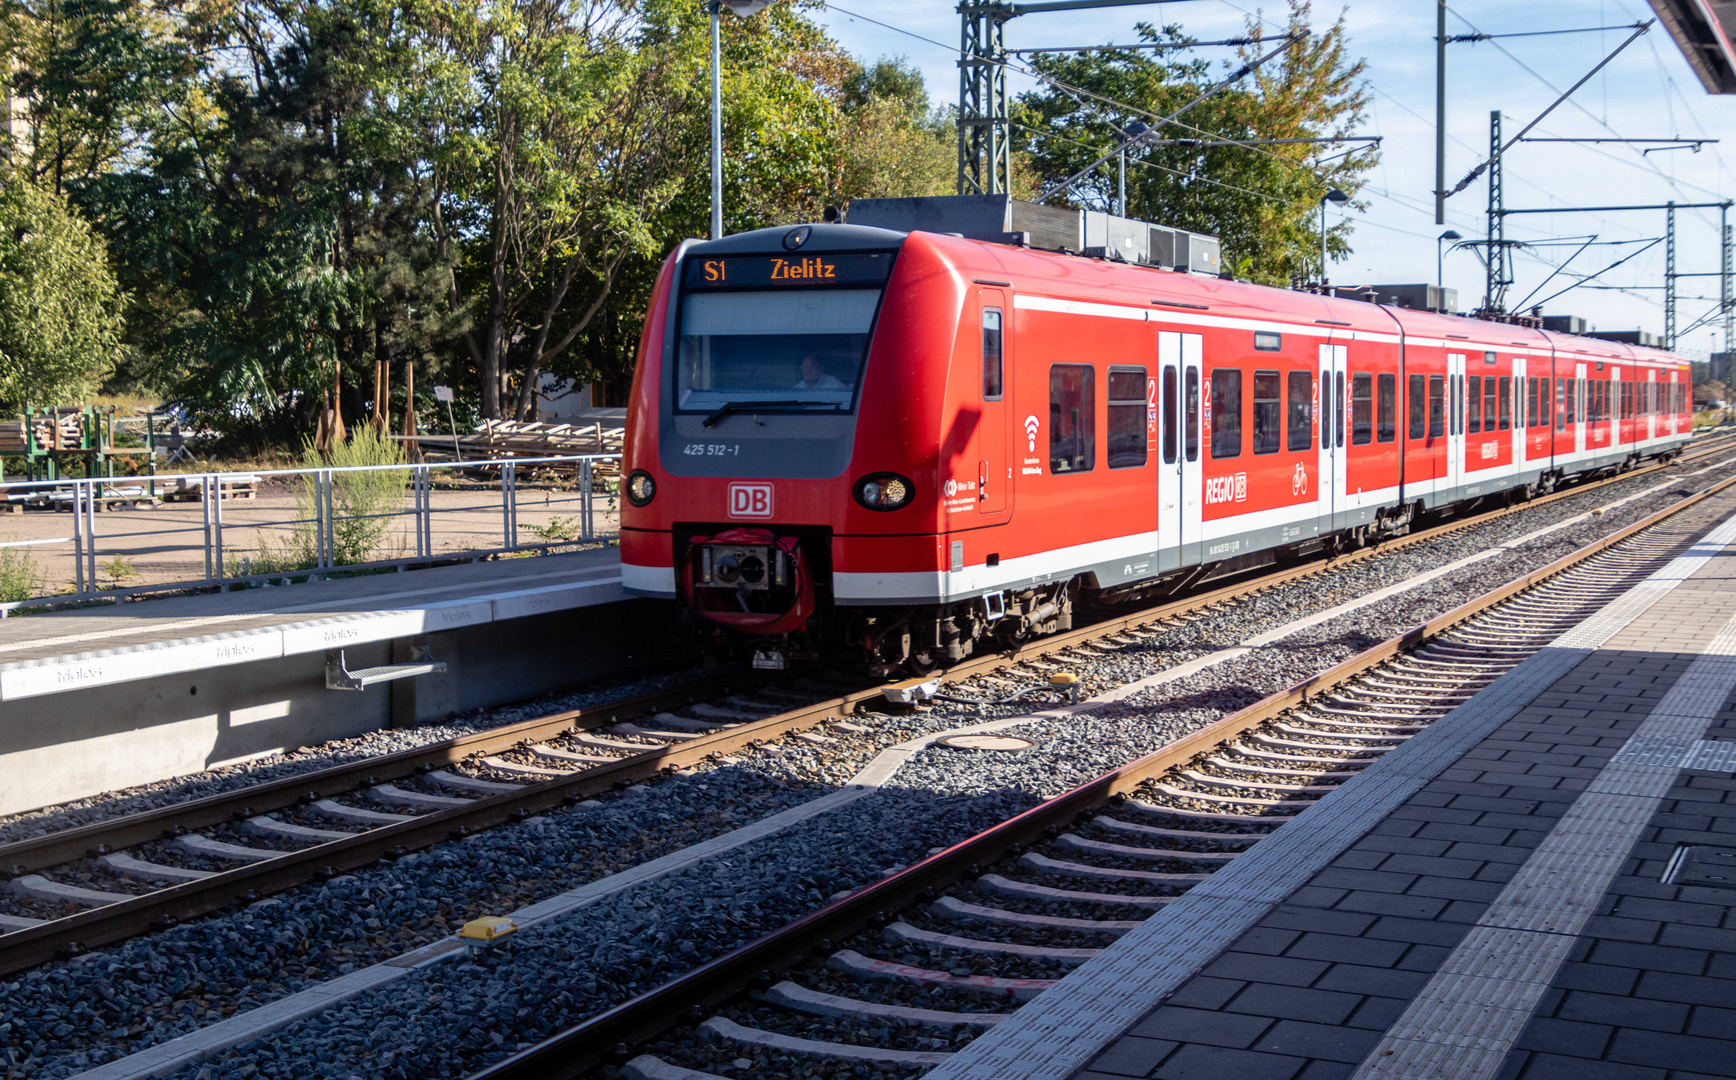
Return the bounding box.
[1649,0,1736,92]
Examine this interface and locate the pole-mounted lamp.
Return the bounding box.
[1319,188,1349,290]
[1437,229,1462,292]
[709,0,770,241]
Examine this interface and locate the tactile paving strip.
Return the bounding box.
[1350,592,1736,1079]
[1612,736,1736,773]
[1685,738,1736,773]
[925,509,1736,1080]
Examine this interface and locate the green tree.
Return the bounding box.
[1014,0,1375,285]
[0,173,124,407]
[836,56,953,204]
[0,0,189,195]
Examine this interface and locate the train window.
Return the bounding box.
[1049,365,1096,473]
[1289,371,1313,451]
[1351,373,1372,445]
[1468,375,1482,434]
[1211,369,1242,458]
[1336,372,1345,448]
[1428,375,1445,439]
[1253,371,1280,454]
[1185,368,1200,462]
[1499,376,1512,430]
[1409,374,1426,440]
[1556,378,1567,431]
[1378,373,1396,443]
[1566,379,1577,425]
[1535,378,1547,428]
[1162,367,1178,465]
[1108,367,1147,469]
[675,289,875,414]
[1526,377,1537,428]
[1484,376,1498,431]
[982,309,1003,400]
[1321,369,1331,446]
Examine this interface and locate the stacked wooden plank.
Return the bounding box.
[0,414,84,454]
[397,419,623,474]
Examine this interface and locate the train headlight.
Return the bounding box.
[626,470,656,507]
[854,472,914,511]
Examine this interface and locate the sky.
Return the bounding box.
[804,0,1736,361]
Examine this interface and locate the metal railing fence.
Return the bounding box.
[0,455,619,614]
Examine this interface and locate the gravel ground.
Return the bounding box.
[6,460,1734,1080]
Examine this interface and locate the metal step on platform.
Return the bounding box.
[325,641,446,691]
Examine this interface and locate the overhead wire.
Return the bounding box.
[822,2,1690,313]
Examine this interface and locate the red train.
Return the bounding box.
[619,214,1693,672]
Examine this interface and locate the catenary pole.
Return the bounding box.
[1435,0,1447,226]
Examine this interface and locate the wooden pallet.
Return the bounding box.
[159,476,259,502]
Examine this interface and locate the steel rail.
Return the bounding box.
[0,673,745,877]
[0,438,1727,976]
[470,468,1736,1080]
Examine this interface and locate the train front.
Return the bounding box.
[618,222,953,671]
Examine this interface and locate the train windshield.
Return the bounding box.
[675,289,879,415]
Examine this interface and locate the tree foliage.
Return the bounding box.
[2,0,1376,442]
[1014,0,1375,285]
[0,173,125,407]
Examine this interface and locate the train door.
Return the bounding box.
[1445,352,1465,496]
[1512,357,1526,469]
[1611,366,1623,454]
[1318,343,1346,535]
[976,291,1009,519]
[1160,331,1204,567]
[1181,334,1204,566]
[1575,362,1587,456]
[1648,369,1657,441]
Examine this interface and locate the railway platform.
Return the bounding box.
[930,509,1736,1080]
[0,548,662,816]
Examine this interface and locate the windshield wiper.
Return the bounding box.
[702,399,841,428]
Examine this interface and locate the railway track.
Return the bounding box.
[469,467,1736,1080]
[1,437,1731,980]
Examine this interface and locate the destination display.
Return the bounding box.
[683,252,895,289]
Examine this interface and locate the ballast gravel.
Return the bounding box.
[5,459,1734,1080]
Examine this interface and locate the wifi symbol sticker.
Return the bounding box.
[1024,415,1041,451]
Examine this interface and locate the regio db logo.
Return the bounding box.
[1205,473,1249,505]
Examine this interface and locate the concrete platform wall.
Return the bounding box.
[0,599,674,817]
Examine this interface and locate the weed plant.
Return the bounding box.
[230,428,408,578]
[0,544,40,603]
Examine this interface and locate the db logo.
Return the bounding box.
[728,482,773,518]
[1292,463,1308,495]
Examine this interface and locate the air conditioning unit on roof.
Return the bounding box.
[845,195,1220,273]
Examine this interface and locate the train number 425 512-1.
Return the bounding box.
[683,443,740,457]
